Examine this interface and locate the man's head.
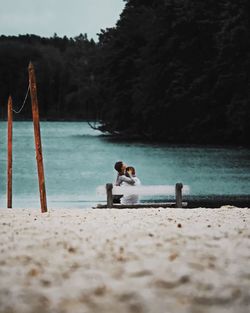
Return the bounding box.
[114,161,127,174]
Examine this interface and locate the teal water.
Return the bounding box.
[0,122,249,208]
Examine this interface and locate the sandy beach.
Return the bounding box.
[0,206,249,313]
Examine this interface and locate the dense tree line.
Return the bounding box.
[0,34,97,120]
[0,0,249,145]
[95,0,250,145]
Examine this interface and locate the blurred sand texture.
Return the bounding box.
[0,207,249,313]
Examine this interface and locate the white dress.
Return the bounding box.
[120,176,141,205]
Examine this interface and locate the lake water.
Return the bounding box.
[0,122,249,208]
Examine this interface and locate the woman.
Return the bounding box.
[120,166,141,205]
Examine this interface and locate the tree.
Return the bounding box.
[94,0,250,145]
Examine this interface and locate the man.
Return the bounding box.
[113,161,136,203]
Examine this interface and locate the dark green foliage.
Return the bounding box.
[0,34,97,120]
[94,0,250,145]
[0,0,249,146]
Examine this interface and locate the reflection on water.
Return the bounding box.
[0,122,249,208]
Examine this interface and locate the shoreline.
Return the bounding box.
[0,207,249,313]
[1,119,249,148]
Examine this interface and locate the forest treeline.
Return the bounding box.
[0,0,249,145]
[0,33,97,120]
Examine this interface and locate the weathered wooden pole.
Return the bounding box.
[175,183,183,208]
[106,183,113,208]
[28,62,47,213]
[7,96,13,208]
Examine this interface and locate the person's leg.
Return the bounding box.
[113,195,122,203]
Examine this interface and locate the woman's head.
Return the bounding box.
[126,166,136,176]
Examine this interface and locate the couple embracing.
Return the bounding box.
[114,161,141,205]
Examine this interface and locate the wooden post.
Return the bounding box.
[28,62,47,213]
[7,96,13,208]
[175,183,183,208]
[106,183,113,208]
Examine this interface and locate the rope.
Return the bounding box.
[12,85,30,114]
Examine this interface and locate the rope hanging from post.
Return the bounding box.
[12,85,30,114]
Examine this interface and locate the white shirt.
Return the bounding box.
[120,176,141,205]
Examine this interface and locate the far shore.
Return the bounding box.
[1,119,250,148]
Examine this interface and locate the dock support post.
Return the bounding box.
[28,62,47,213]
[7,96,13,208]
[106,183,113,208]
[175,183,183,208]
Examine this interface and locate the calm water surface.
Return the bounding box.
[0,122,249,208]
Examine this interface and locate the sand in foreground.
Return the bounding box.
[0,207,249,313]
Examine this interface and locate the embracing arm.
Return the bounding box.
[118,174,136,185]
